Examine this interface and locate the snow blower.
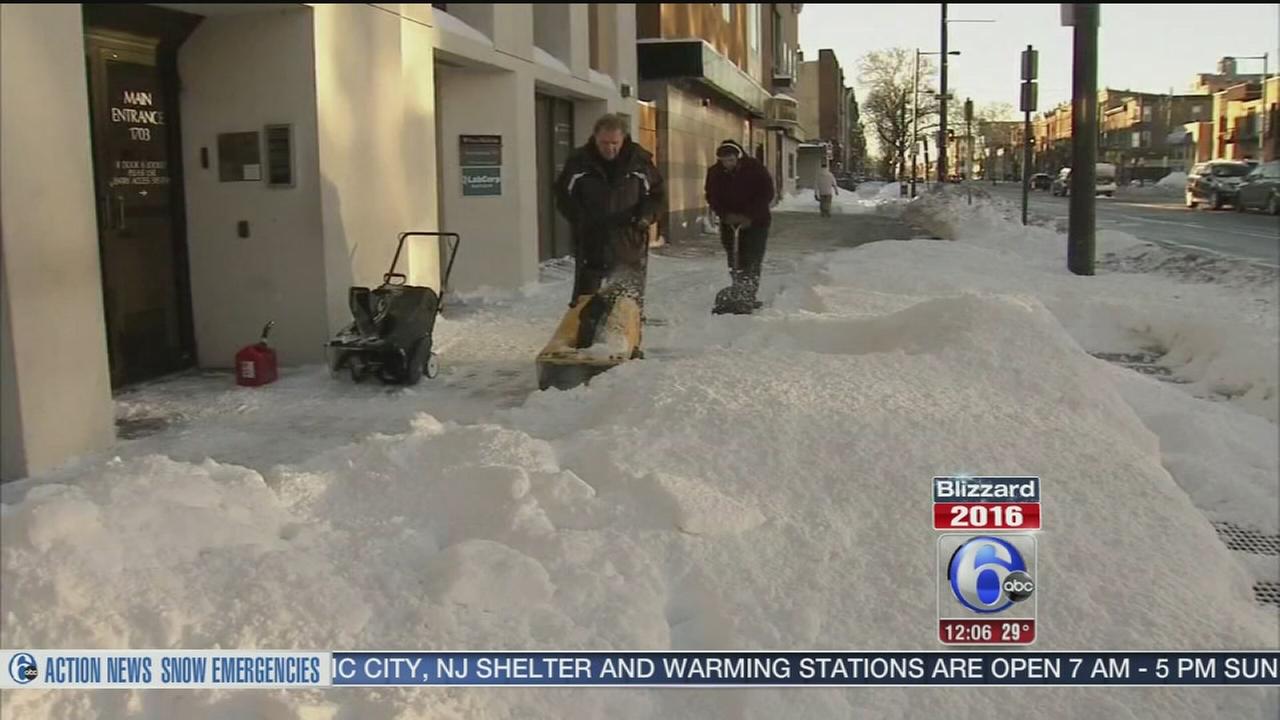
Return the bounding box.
[537,275,644,391]
[327,231,460,386]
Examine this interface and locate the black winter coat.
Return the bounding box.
[554,138,665,273]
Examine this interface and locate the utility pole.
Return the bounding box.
[1021,45,1038,226]
[965,97,974,203]
[912,50,921,197]
[938,3,950,183]
[1067,3,1099,276]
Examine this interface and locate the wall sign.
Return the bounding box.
[460,134,502,196]
[218,132,261,183]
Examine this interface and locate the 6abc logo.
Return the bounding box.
[8,652,38,685]
[938,534,1037,635]
[947,536,1036,613]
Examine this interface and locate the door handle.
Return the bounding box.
[99,194,114,231]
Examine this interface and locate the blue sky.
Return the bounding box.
[799,3,1280,112]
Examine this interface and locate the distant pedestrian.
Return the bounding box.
[814,163,838,218]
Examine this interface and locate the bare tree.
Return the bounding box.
[859,48,925,180]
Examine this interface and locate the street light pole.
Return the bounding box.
[913,50,921,197]
[938,3,949,183]
[1068,3,1099,276]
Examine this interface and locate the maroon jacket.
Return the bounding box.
[705,156,775,228]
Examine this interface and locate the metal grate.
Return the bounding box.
[1254,582,1280,608]
[1213,522,1280,556]
[1090,351,1190,383]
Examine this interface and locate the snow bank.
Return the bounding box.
[3,187,1277,718]
[775,185,904,215]
[5,289,1276,718]
[902,187,1279,423]
[1117,172,1186,199]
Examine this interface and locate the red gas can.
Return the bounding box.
[236,321,278,387]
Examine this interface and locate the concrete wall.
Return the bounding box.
[797,60,820,142]
[651,83,750,240]
[313,4,441,334]
[179,8,326,368]
[435,66,539,292]
[1,3,115,481]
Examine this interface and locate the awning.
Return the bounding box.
[638,40,771,116]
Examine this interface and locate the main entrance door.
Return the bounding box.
[84,27,195,387]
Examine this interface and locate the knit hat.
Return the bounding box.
[716,139,745,158]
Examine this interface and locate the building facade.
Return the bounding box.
[795,48,850,173]
[636,3,780,242]
[1,2,637,481]
[760,3,804,199]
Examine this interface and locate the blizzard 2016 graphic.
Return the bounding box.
[938,534,1038,645]
[933,476,1041,531]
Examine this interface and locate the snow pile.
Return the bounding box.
[901,187,1279,423]
[856,181,886,197]
[1158,171,1188,189]
[1117,171,1187,198]
[775,186,902,215]
[6,290,1278,718]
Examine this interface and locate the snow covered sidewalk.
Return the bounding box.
[2,202,1277,719]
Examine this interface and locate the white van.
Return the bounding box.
[1095,163,1117,197]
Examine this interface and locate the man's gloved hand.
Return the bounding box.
[633,216,651,232]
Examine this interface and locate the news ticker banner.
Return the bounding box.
[4,651,1277,688]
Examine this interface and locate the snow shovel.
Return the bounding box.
[712,224,758,315]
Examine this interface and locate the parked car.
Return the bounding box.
[1030,173,1053,191]
[1185,160,1252,209]
[836,173,858,192]
[1235,160,1280,215]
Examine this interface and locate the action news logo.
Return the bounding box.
[9,652,38,684]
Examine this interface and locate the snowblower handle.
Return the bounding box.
[730,224,742,273]
[394,232,462,313]
[259,320,275,344]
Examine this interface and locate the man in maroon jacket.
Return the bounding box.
[704,139,775,307]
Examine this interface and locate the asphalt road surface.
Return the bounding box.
[984,183,1279,266]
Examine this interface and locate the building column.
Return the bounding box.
[1,4,115,481]
[435,65,539,292]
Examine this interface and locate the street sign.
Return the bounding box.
[1061,4,1100,27]
[1020,82,1038,113]
[1021,49,1039,81]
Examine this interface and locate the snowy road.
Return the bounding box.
[981,183,1279,266]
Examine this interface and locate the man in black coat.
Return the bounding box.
[555,114,665,308]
